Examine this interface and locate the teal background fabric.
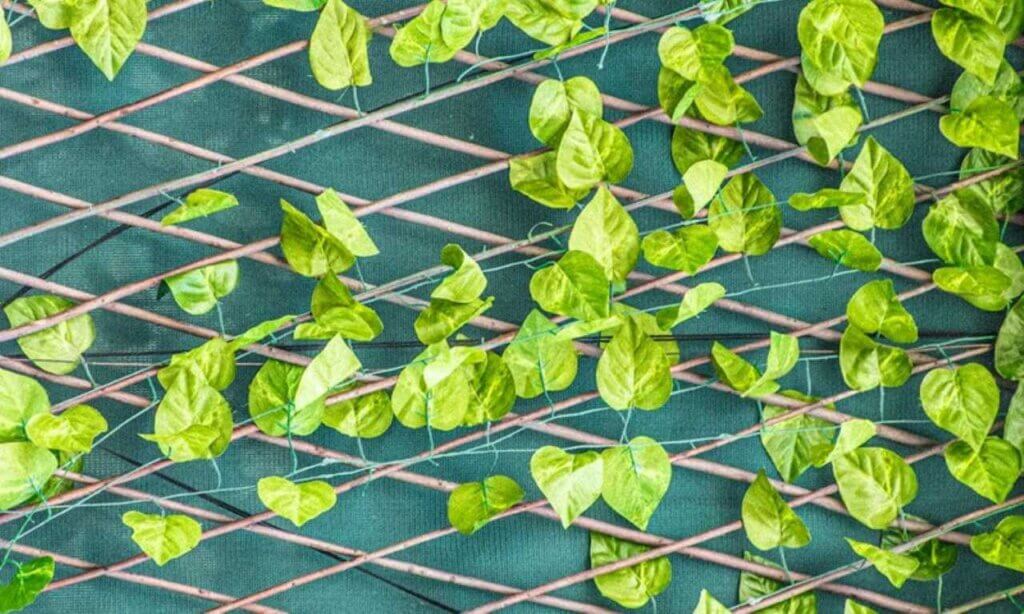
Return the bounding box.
[1,0,1023,611]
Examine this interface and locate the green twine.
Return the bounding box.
[742,253,758,287]
[351,86,362,115]
[80,356,97,386]
[878,385,885,422]
[597,1,616,70]
[778,546,792,584]
[215,301,227,336]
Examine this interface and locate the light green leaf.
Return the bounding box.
[608,304,681,364]
[597,318,672,411]
[462,352,516,426]
[502,310,578,398]
[641,225,719,274]
[956,148,1024,217]
[509,151,588,209]
[279,200,354,277]
[248,360,325,437]
[393,343,475,430]
[264,0,325,9]
[693,64,763,126]
[257,476,337,527]
[555,111,604,191]
[316,189,377,257]
[530,250,609,321]
[528,76,602,146]
[921,363,999,450]
[0,369,49,443]
[839,325,912,391]
[309,275,382,342]
[228,315,295,352]
[712,341,770,397]
[701,0,760,24]
[742,469,811,550]
[788,188,866,211]
[709,172,781,255]
[388,0,461,66]
[1008,383,1024,455]
[0,556,54,612]
[923,193,1001,267]
[952,61,1024,123]
[839,137,916,231]
[677,160,729,218]
[832,446,918,529]
[881,522,959,581]
[294,335,361,412]
[671,124,744,175]
[738,552,817,613]
[846,538,920,588]
[28,0,75,28]
[792,74,862,165]
[712,333,798,398]
[69,0,146,79]
[658,24,733,81]
[4,295,95,376]
[932,7,1006,85]
[817,418,876,466]
[504,0,592,46]
[971,515,1024,571]
[580,116,634,186]
[940,0,1019,35]
[0,442,57,510]
[945,436,1020,502]
[160,189,238,226]
[844,600,877,614]
[447,475,523,535]
[693,589,730,614]
[25,405,106,454]
[568,187,640,283]
[163,261,239,316]
[142,378,232,462]
[846,279,918,343]
[0,17,9,65]
[797,0,884,94]
[934,265,1013,311]
[323,389,392,438]
[941,96,1020,158]
[414,297,493,345]
[530,446,603,527]
[656,282,725,329]
[309,0,372,90]
[157,337,235,392]
[760,390,835,483]
[997,297,1024,379]
[808,229,882,272]
[121,511,201,566]
[601,436,671,530]
[590,532,671,609]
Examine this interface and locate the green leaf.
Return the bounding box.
[797,0,884,94]
[0,556,54,612]
[414,297,493,345]
[309,0,372,91]
[264,0,325,10]
[934,265,1013,311]
[0,17,10,65]
[701,0,760,25]
[142,378,232,462]
[0,442,57,510]
[712,341,770,397]
[590,532,671,609]
[945,436,1020,502]
[555,111,604,191]
[832,446,918,529]
[693,589,730,614]
[323,389,392,438]
[839,137,916,231]
[121,511,202,566]
[844,600,878,614]
[447,475,524,535]
[309,274,382,342]
[388,0,465,66]
[957,149,1024,217]
[693,64,763,126]
[157,337,235,392]
[940,0,1020,35]
[641,225,719,274]
[971,515,1024,571]
[294,335,361,412]
[712,333,799,398]
[709,172,781,255]
[509,152,588,209]
[817,418,876,467]
[568,187,640,283]
[502,310,578,398]
[608,304,681,364]
[4,295,95,376]
[997,297,1024,379]
[881,522,959,581]
[164,261,239,316]
[788,188,866,211]
[658,24,733,81]
[160,189,238,226]
[932,8,1006,85]
[25,404,106,454]
[393,343,476,430]
[504,0,593,46]
[248,360,325,437]
[941,96,1020,158]
[656,282,726,329]
[69,0,146,79]
[279,200,354,277]
[923,193,1000,266]
[462,352,516,426]
[738,552,817,613]
[316,189,378,257]
[1008,383,1024,454]
[257,476,337,527]
[845,538,920,588]
[671,124,744,175]
[792,74,862,165]
[528,76,602,146]
[596,318,672,411]
[952,61,1024,123]
[601,436,671,530]
[0,369,49,443]
[760,390,835,483]
[839,325,913,391]
[677,160,729,217]
[530,446,603,527]
[920,363,999,450]
[531,26,605,61]
[846,279,918,343]
[530,250,609,321]
[808,229,882,272]
[741,469,811,550]
[28,0,75,28]
[432,244,486,303]
[228,315,295,351]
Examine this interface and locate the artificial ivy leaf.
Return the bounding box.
[844,600,877,614]
[839,137,915,231]
[414,297,493,345]
[27,0,75,28]
[957,149,1024,218]
[997,297,1024,379]
[808,229,882,272]
[590,532,672,609]
[924,196,1001,271]
[309,0,372,91]
[447,475,524,535]
[601,437,671,530]
[608,304,681,364]
[308,274,382,342]
[658,24,734,81]
[532,26,606,61]
[845,538,920,588]
[833,446,918,529]
[671,124,745,175]
[713,332,799,398]
[504,0,593,46]
[257,476,336,527]
[932,8,1006,85]
[228,315,295,351]
[701,0,760,24]
[0,369,49,443]
[555,111,604,191]
[294,335,361,412]
[279,200,354,277]
[393,343,475,430]
[0,442,57,510]
[530,446,603,527]
[939,0,1020,36]
[509,152,588,209]
[709,172,781,255]
[157,337,235,392]
[839,325,912,391]
[656,282,726,329]
[712,342,771,397]
[738,552,817,613]
[760,390,835,482]
[0,18,9,65]
[678,160,729,218]
[596,318,672,411]
[952,61,1024,123]
[163,261,239,316]
[528,76,602,146]
[160,189,238,226]
[249,360,325,437]
[921,363,999,452]
[934,265,1013,311]
[797,0,884,95]
[502,310,578,398]
[584,116,634,186]
[881,522,958,581]
[788,188,866,211]
[388,0,463,66]
[4,295,95,376]
[121,511,201,566]
[1008,383,1024,455]
[641,225,719,274]
[462,352,516,426]
[323,389,392,438]
[568,187,640,283]
[69,0,146,79]
[0,556,54,612]
[316,189,378,257]
[142,378,232,462]
[694,64,763,126]
[25,405,106,454]
[264,0,325,10]
[815,419,874,467]
[940,96,1020,158]
[530,250,609,321]
[846,279,918,343]
[945,436,1020,502]
[741,469,811,550]
[970,515,1024,571]
[792,74,862,165]
[694,589,730,614]
[431,244,486,302]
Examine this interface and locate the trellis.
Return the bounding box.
[1,0,1023,611]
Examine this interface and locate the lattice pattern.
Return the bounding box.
[1,0,1023,611]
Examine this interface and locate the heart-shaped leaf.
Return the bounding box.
[122,511,202,566]
[257,476,337,527]
[530,446,603,527]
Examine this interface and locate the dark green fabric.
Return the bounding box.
[1,0,1022,611]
